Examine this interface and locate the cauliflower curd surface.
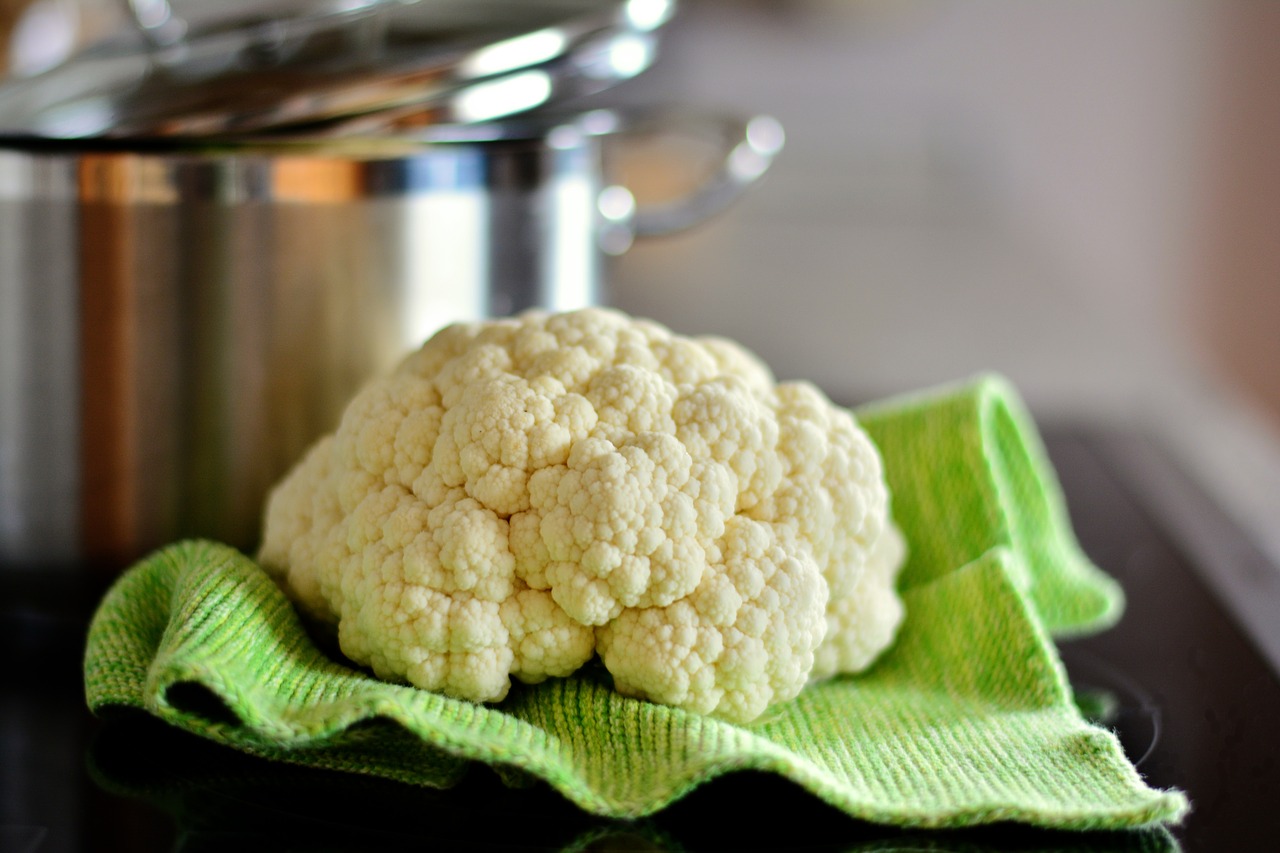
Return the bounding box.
[259,308,905,724]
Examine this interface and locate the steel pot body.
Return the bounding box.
[0,129,601,569]
[0,113,781,570]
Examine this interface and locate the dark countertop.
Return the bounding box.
[3,428,1278,852]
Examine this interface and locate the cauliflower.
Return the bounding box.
[259,308,905,724]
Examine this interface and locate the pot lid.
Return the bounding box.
[0,0,675,139]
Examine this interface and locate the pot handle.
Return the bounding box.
[596,109,784,254]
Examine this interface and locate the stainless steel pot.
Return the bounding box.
[0,0,784,570]
[0,107,782,569]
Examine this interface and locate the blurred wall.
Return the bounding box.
[611,0,1272,429]
[1195,2,1280,431]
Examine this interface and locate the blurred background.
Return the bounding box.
[602,0,1280,568]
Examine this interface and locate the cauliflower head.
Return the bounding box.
[259,308,905,724]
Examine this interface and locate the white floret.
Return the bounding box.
[597,517,827,724]
[811,521,907,679]
[259,307,906,721]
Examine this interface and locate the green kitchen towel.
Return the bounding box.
[83,376,1188,829]
[856,374,1125,636]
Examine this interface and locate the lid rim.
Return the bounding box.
[0,0,673,140]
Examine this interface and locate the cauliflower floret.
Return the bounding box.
[598,517,827,723]
[517,431,717,626]
[811,520,907,679]
[259,307,905,722]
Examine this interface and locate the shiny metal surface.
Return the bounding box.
[0,131,589,567]
[0,157,79,564]
[628,112,784,238]
[0,0,674,138]
[0,106,778,569]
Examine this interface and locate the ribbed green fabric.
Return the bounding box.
[83,376,1187,829]
[856,374,1125,636]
